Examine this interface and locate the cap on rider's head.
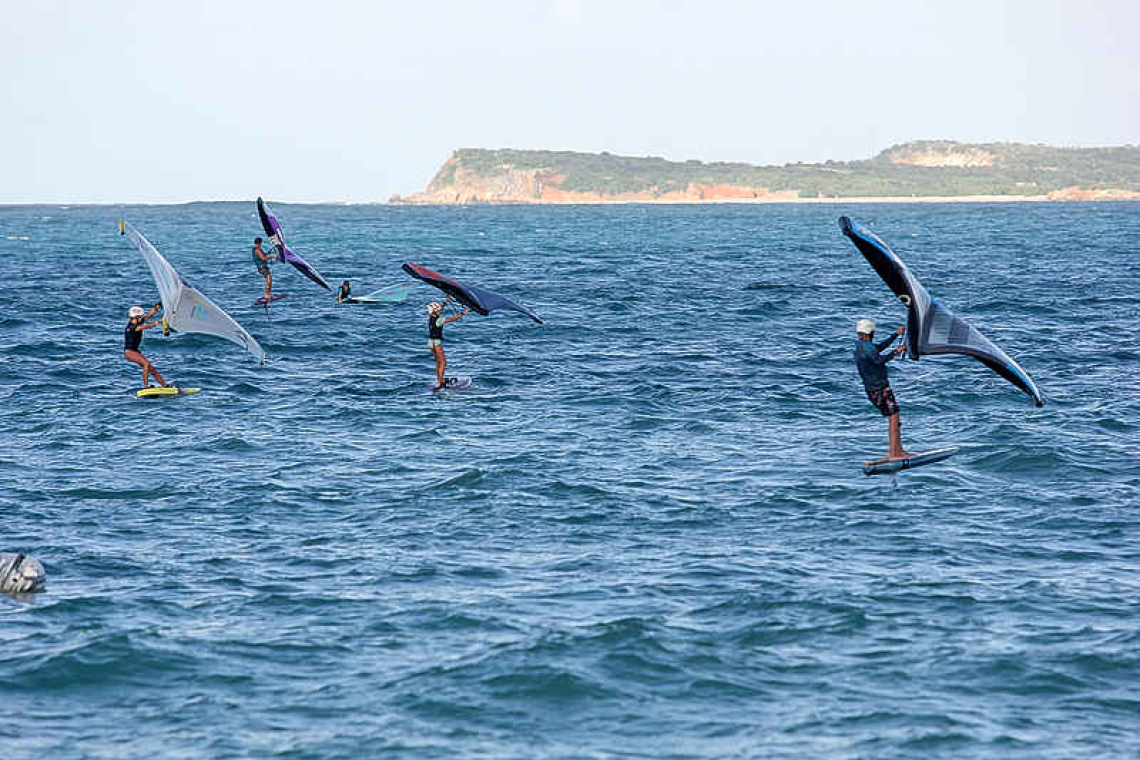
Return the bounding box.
[427,302,443,314]
[254,236,262,244]
[129,306,145,318]
[856,318,875,335]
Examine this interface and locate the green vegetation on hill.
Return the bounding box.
[434,141,1140,198]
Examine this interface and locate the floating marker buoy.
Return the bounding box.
[0,553,46,594]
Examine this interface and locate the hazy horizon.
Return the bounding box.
[4,0,1139,204]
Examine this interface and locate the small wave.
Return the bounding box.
[55,486,172,500]
[9,632,200,690]
[425,468,486,489]
[206,436,259,452]
[483,665,614,703]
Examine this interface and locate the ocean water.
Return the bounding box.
[2,201,1138,758]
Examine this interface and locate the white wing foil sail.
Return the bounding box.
[125,223,266,363]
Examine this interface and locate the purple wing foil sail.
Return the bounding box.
[402,262,543,324]
[257,197,331,290]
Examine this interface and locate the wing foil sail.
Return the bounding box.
[839,216,1043,407]
[125,223,266,363]
[402,262,543,323]
[257,197,331,290]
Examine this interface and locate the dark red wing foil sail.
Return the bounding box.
[402,262,543,324]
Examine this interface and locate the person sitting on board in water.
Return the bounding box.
[252,237,276,299]
[124,303,169,389]
[337,279,352,303]
[428,296,469,391]
[855,318,912,461]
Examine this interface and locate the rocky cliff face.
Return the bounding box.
[409,158,545,203]
[1045,186,1140,201]
[397,153,799,204]
[390,143,1140,204]
[885,144,996,168]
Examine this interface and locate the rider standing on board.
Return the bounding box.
[124,302,169,389]
[855,318,911,461]
[427,296,469,391]
[253,237,276,300]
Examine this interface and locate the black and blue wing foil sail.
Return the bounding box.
[257,197,331,290]
[402,262,543,324]
[839,216,1044,407]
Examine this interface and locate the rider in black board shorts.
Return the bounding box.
[855,317,911,461]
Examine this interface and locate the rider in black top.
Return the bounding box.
[123,318,144,352]
[427,296,469,390]
[124,302,169,388]
[428,310,445,341]
[337,280,352,303]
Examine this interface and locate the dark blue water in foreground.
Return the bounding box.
[2,202,1139,758]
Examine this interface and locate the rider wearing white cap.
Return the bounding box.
[427,295,470,391]
[855,317,911,460]
[124,301,169,389]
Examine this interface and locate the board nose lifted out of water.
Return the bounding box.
[863,447,958,476]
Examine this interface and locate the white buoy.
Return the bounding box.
[1,553,46,594]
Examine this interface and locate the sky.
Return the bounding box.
[3,0,1138,203]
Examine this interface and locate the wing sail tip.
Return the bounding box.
[1007,362,1045,408]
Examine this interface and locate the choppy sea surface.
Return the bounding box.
[2,202,1139,758]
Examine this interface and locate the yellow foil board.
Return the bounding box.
[136,386,201,398]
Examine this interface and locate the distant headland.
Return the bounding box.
[391,141,1140,205]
